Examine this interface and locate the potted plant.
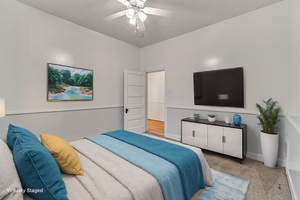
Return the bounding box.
[256,98,280,168]
[208,114,217,122]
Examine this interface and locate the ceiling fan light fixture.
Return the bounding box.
[123,1,130,6]
[136,0,146,6]
[138,12,147,22]
[126,8,135,18]
[142,7,149,13]
[129,15,137,25]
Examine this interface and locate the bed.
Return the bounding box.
[17,130,213,200]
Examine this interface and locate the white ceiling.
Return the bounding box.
[16,0,282,48]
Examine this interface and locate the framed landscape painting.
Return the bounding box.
[47,63,93,101]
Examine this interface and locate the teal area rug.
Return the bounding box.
[198,169,249,200]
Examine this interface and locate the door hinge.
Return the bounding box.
[192,130,195,137]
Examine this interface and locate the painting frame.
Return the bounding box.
[47,63,94,102]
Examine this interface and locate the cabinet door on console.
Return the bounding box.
[207,126,223,154]
[182,122,193,146]
[193,123,208,149]
[223,127,243,159]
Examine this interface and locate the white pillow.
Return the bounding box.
[0,139,24,200]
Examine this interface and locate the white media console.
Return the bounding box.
[181,118,247,163]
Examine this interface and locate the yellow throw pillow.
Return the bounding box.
[40,133,84,176]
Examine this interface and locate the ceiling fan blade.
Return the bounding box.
[136,0,146,6]
[136,17,145,31]
[117,0,130,6]
[143,7,173,17]
[103,10,126,21]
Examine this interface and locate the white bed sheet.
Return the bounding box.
[24,133,213,200]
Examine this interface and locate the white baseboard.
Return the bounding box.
[246,152,263,162]
[286,169,297,200]
[165,133,181,141]
[246,152,286,166]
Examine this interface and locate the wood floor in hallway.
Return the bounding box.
[148,119,164,135]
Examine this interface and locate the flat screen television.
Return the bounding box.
[193,67,244,108]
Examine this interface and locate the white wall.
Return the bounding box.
[0,0,140,140]
[286,0,300,198]
[0,0,140,115]
[141,1,290,162]
[287,0,300,119]
[0,108,124,142]
[147,71,165,121]
[141,1,289,114]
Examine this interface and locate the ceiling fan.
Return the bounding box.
[103,0,172,32]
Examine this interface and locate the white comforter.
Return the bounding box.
[24,134,212,200]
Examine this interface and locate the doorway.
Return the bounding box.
[147,71,165,135]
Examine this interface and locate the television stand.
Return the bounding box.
[181,118,247,163]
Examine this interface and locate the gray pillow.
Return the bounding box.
[0,139,24,200]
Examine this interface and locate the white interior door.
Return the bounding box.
[124,70,146,133]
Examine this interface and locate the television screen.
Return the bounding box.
[193,67,244,108]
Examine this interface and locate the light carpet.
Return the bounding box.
[198,169,249,200]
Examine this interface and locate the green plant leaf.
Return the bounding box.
[256,98,280,134]
[208,114,216,118]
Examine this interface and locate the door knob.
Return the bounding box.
[125,108,129,113]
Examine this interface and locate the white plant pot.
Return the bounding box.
[208,117,216,122]
[260,131,279,168]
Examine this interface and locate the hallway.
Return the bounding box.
[148,119,164,135]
